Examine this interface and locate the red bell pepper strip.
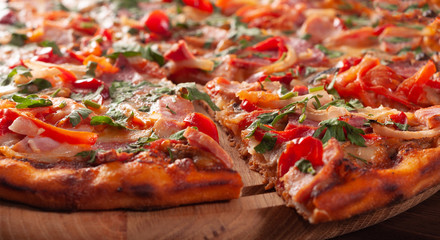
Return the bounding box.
[52,66,77,83]
[254,125,316,145]
[6,109,97,146]
[240,100,261,112]
[251,37,287,62]
[389,112,407,125]
[183,0,214,13]
[184,113,219,143]
[396,60,437,104]
[278,136,323,177]
[73,78,104,90]
[83,55,119,74]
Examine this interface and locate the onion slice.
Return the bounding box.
[371,123,440,139]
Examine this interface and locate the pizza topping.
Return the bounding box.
[278,136,323,178]
[313,117,366,146]
[183,113,219,143]
[183,127,233,168]
[371,122,440,139]
[165,40,214,72]
[386,112,409,131]
[414,106,440,129]
[12,95,53,109]
[183,0,214,13]
[68,108,93,127]
[143,10,171,37]
[294,159,316,175]
[8,116,40,137]
[254,132,277,153]
[177,82,220,111]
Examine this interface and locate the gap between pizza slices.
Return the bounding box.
[1,0,440,224]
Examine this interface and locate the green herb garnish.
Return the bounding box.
[12,94,53,109]
[18,78,52,94]
[295,159,316,174]
[313,118,366,146]
[68,108,93,127]
[254,132,277,153]
[177,82,220,111]
[39,40,62,56]
[315,44,344,59]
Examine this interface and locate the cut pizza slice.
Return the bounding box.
[0,55,242,210]
[205,63,440,222]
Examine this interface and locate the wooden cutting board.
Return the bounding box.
[1,111,439,240]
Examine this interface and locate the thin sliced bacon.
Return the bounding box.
[414,106,440,129]
[164,40,214,72]
[183,127,233,168]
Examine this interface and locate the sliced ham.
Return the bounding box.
[326,27,378,48]
[414,105,440,129]
[322,138,344,165]
[300,14,342,44]
[150,95,194,138]
[164,40,214,73]
[100,56,143,83]
[286,37,326,66]
[183,127,233,168]
[8,116,41,137]
[43,20,74,46]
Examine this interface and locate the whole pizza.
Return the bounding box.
[1,0,440,224]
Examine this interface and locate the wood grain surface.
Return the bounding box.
[0,110,439,240]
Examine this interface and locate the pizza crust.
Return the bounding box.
[0,157,242,210]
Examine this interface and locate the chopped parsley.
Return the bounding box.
[383,120,409,131]
[318,98,363,111]
[85,61,98,77]
[76,150,98,163]
[315,44,344,59]
[169,129,186,140]
[90,115,126,128]
[2,66,32,86]
[39,40,62,56]
[9,33,27,46]
[18,78,52,94]
[107,42,165,66]
[246,96,318,138]
[313,118,366,147]
[70,85,104,101]
[254,132,277,153]
[295,159,316,175]
[177,82,220,111]
[123,133,159,153]
[68,108,93,127]
[109,81,149,103]
[384,37,412,44]
[12,94,53,109]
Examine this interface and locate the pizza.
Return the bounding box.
[1,0,440,224]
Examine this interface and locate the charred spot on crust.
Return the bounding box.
[173,180,234,192]
[0,177,36,193]
[387,193,404,206]
[382,183,398,193]
[420,154,440,176]
[20,158,91,170]
[129,184,155,197]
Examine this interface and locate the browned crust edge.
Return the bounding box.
[0,158,243,211]
[201,100,440,224]
[287,146,440,223]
